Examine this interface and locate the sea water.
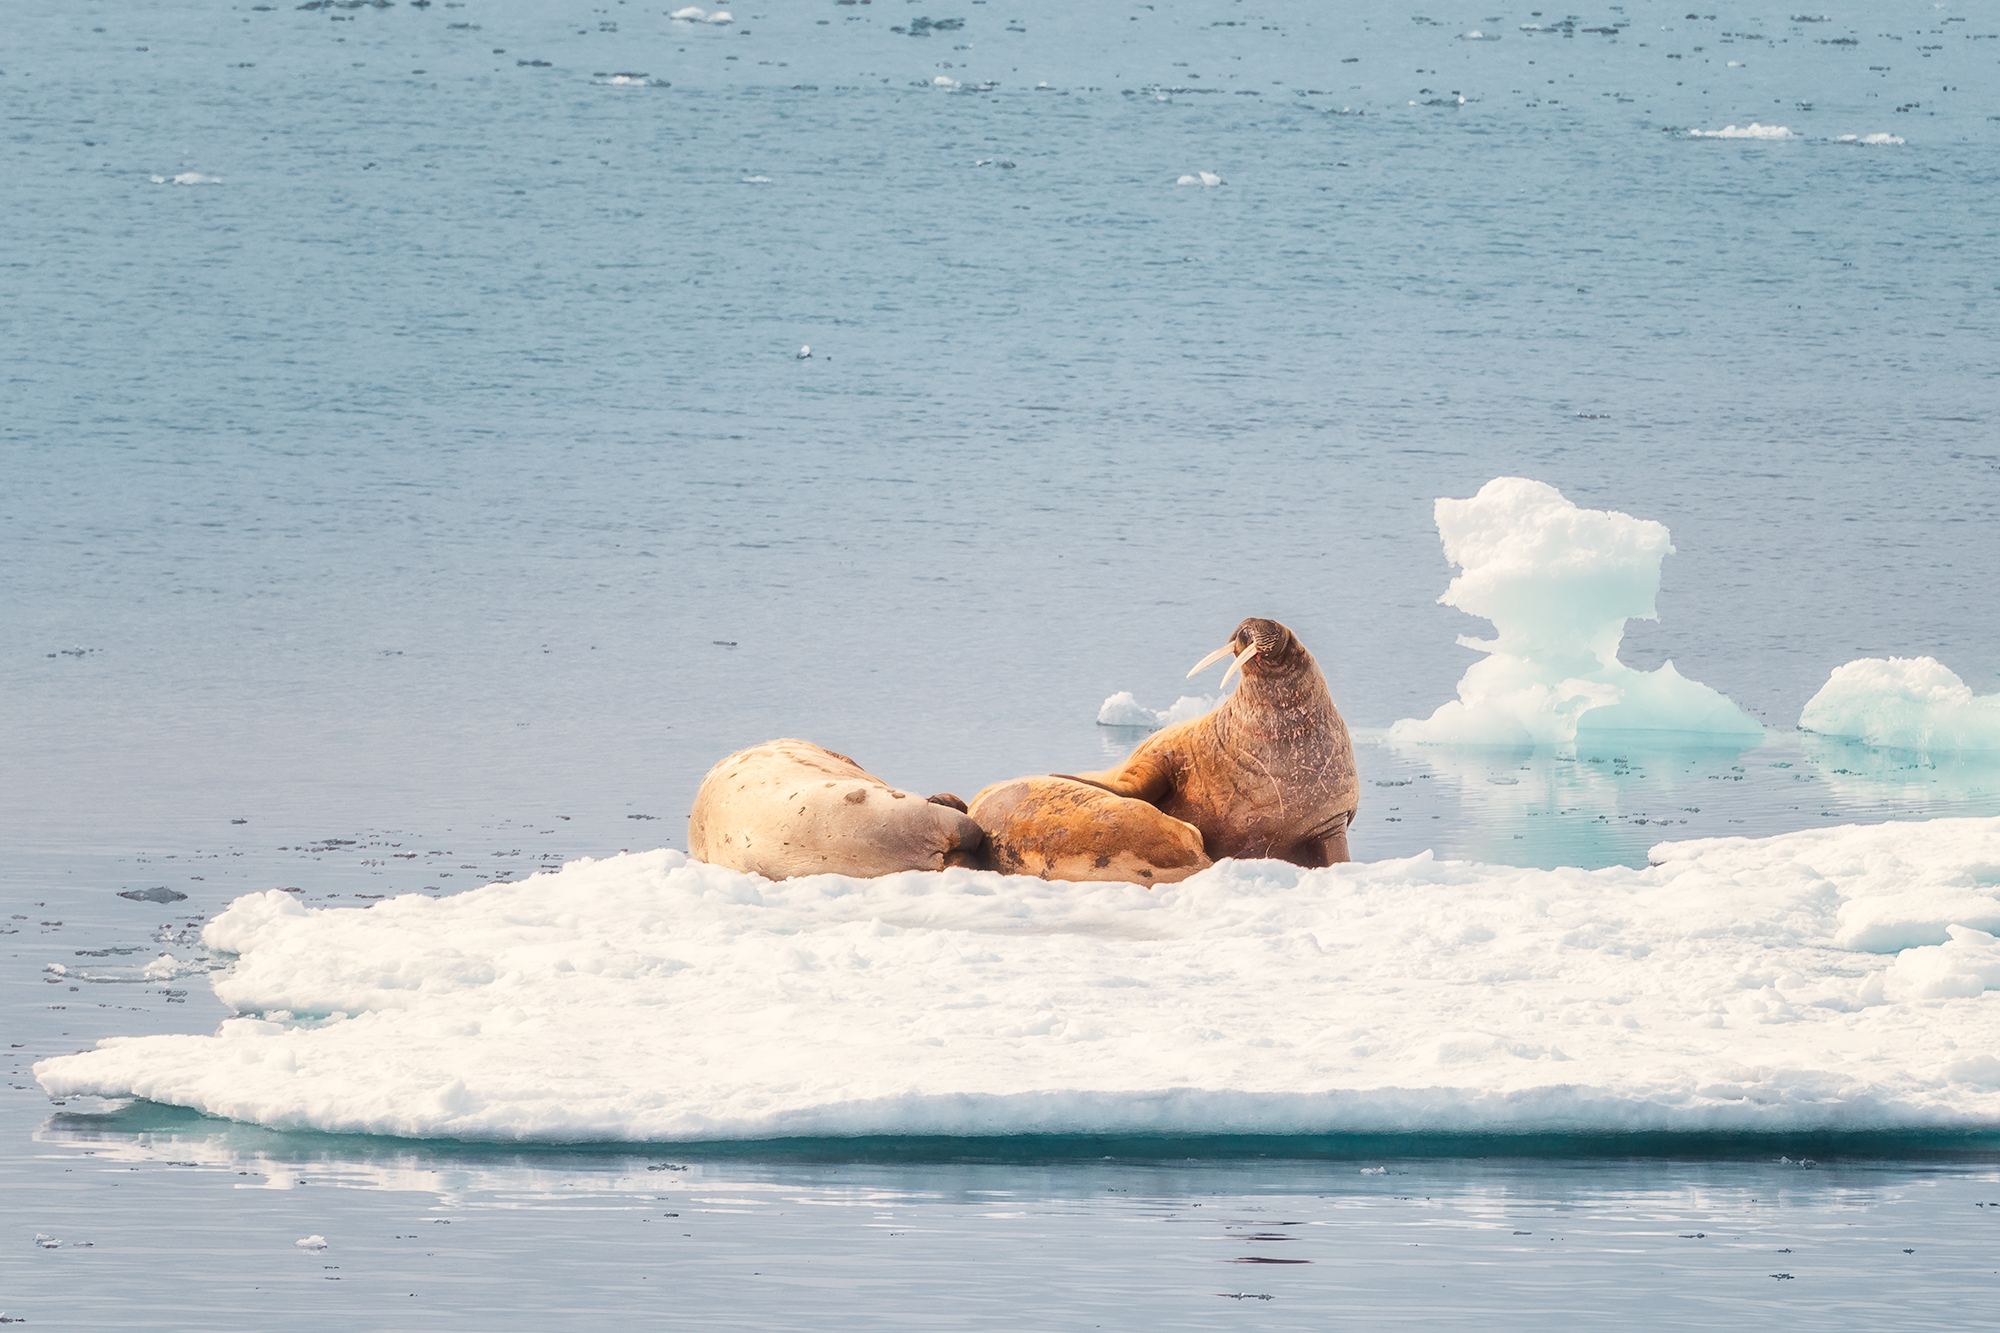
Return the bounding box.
[4,0,1999,1325]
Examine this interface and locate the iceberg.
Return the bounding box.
[37,815,2000,1142]
[1390,478,1762,747]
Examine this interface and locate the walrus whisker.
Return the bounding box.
[1218,644,1259,690]
[1187,644,1235,678]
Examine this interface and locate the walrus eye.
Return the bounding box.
[1218,644,1259,690]
[1186,643,1236,679]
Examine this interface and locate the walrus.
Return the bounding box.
[688,739,985,879]
[1066,617,1359,866]
[968,775,1212,886]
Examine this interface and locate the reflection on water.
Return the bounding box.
[15,1101,2000,1332]
[1093,726,2000,871]
[1356,733,2000,870]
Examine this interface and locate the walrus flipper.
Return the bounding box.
[1065,728,1186,806]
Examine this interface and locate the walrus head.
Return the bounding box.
[1187,617,1303,689]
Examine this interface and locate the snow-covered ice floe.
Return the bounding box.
[1389,478,1761,747]
[150,172,223,185]
[36,817,2000,1142]
[1801,657,2000,752]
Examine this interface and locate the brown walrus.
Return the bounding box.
[1066,617,1359,866]
[688,739,985,879]
[968,775,1212,885]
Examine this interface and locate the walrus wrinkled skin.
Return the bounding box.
[689,739,985,880]
[969,776,1213,886]
[1068,617,1359,866]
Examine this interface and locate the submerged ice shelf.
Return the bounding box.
[36,816,2000,1143]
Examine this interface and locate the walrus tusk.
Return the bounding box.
[1186,643,1236,678]
[1218,644,1259,690]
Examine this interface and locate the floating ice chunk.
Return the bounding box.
[295,1234,329,1251]
[35,1234,59,1249]
[742,175,773,184]
[143,952,183,981]
[44,963,66,977]
[1834,132,1905,146]
[1096,691,1216,729]
[150,172,223,185]
[1176,171,1223,186]
[704,10,733,23]
[932,75,961,89]
[1389,478,1762,746]
[669,6,706,18]
[1887,926,2000,1000]
[1458,29,1500,40]
[1800,657,2000,751]
[1688,123,1795,139]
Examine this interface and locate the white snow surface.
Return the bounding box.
[1390,478,1762,746]
[36,817,2000,1142]
[1800,657,2000,752]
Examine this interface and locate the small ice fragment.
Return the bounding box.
[1359,1166,1387,1175]
[35,1233,60,1248]
[704,10,733,23]
[44,963,66,977]
[1175,171,1222,186]
[1835,132,1904,145]
[669,6,705,18]
[1688,123,1794,139]
[795,345,811,359]
[741,174,773,183]
[1097,691,1215,729]
[932,75,961,88]
[296,1235,328,1251]
[143,953,181,981]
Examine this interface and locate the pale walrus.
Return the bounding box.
[688,739,985,879]
[968,775,1212,886]
[1066,617,1359,866]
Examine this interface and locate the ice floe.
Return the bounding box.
[1835,132,1906,146]
[670,7,732,24]
[1389,478,1761,747]
[1800,657,2000,752]
[1096,691,1216,730]
[1176,171,1223,187]
[150,172,223,185]
[35,815,2000,1141]
[1688,123,1796,139]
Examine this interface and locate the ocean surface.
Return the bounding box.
[5,0,1999,1325]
